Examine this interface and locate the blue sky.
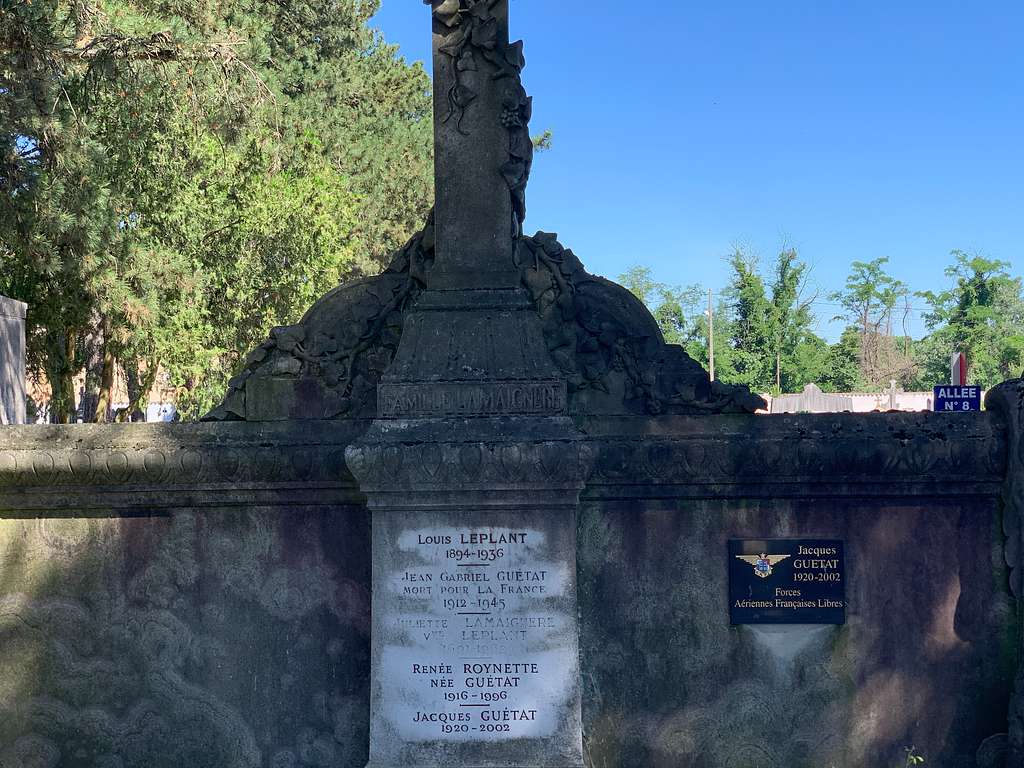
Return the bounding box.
[371,1,1023,341]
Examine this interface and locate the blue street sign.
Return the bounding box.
[933,385,982,412]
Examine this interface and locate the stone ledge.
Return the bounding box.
[0,421,368,513]
[0,411,1007,513]
[346,439,595,493]
[0,485,363,516]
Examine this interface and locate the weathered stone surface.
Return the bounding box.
[0,421,367,515]
[0,412,1006,512]
[0,295,27,426]
[577,497,1014,768]
[985,379,1024,767]
[206,226,763,422]
[0,503,371,768]
[0,412,1014,767]
[580,411,1006,499]
[377,288,566,419]
[347,426,595,506]
[428,0,522,291]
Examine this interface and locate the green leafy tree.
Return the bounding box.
[618,265,707,344]
[1,0,433,421]
[723,248,825,393]
[769,249,822,392]
[621,252,827,394]
[830,257,915,389]
[618,266,663,310]
[725,250,774,391]
[618,265,724,374]
[915,251,1024,389]
[819,327,865,392]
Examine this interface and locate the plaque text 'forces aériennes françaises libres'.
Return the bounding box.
[728,539,846,624]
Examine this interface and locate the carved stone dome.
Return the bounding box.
[206,217,764,422]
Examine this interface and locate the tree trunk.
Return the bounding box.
[45,363,65,424]
[93,320,116,423]
[62,331,77,423]
[71,0,96,48]
[82,319,105,422]
[116,359,159,423]
[859,306,869,372]
[48,330,78,423]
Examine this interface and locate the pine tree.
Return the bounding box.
[1,0,433,420]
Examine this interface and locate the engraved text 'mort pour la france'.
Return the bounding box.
[378,525,577,744]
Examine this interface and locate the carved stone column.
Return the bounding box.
[347,422,591,768]
[347,3,589,767]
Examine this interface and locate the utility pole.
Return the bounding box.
[708,288,715,382]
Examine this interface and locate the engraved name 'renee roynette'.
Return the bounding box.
[380,526,576,742]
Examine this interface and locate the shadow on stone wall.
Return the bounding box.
[0,412,1014,767]
[0,506,372,768]
[577,500,1015,768]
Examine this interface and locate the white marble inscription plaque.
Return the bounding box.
[378,525,576,743]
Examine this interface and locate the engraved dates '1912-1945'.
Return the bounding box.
[379,525,576,742]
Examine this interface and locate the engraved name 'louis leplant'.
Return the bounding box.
[380,526,574,742]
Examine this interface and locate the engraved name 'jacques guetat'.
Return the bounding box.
[380,527,575,742]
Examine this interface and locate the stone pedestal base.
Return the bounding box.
[348,419,591,768]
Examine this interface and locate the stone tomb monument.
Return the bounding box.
[1,3,1023,767]
[348,3,590,764]
[0,295,27,426]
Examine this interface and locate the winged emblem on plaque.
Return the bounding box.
[735,553,791,579]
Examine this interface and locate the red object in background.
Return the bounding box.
[951,352,969,386]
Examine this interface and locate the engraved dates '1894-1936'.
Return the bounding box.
[379,525,576,742]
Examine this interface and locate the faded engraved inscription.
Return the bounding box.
[378,382,566,418]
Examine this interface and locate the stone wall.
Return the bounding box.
[0,296,27,425]
[579,498,1011,768]
[579,412,1014,767]
[0,409,1015,768]
[0,423,371,768]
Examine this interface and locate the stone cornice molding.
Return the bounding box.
[0,422,368,514]
[0,411,1006,515]
[581,411,1005,500]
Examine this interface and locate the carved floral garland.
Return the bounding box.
[425,0,533,238]
[206,3,760,421]
[207,222,762,421]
